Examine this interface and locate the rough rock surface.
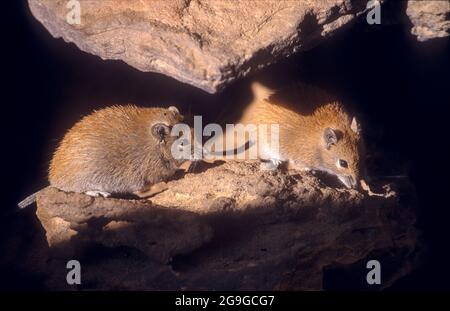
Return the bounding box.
[34,161,421,290]
[406,0,450,41]
[28,0,372,93]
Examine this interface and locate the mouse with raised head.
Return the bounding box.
[18,105,188,208]
[204,82,365,189]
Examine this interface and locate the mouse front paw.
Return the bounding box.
[259,159,282,171]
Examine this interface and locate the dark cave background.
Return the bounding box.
[1,1,449,290]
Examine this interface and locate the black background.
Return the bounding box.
[2,0,450,291]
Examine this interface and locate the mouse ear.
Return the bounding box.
[151,123,170,143]
[350,117,361,134]
[168,106,180,114]
[324,128,337,149]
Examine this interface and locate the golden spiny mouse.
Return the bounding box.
[205,82,365,189]
[18,105,187,208]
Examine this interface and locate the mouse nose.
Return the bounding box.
[338,175,357,189]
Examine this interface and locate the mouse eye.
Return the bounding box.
[339,159,348,168]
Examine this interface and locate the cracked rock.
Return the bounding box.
[27,1,449,92]
[34,161,422,290]
[28,0,371,93]
[406,0,450,41]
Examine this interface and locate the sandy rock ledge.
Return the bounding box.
[28,0,371,93]
[406,0,450,41]
[35,161,421,290]
[27,0,450,93]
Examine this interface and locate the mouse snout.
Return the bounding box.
[338,174,357,189]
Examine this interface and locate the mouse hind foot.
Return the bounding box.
[85,190,111,198]
[134,181,168,198]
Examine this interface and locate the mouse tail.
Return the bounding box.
[202,139,257,162]
[17,187,48,209]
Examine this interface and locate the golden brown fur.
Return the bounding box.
[49,105,185,195]
[207,82,364,189]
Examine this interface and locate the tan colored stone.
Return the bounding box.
[35,161,422,290]
[28,0,371,93]
[407,0,450,41]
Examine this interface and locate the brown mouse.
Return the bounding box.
[18,104,188,208]
[203,82,365,189]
